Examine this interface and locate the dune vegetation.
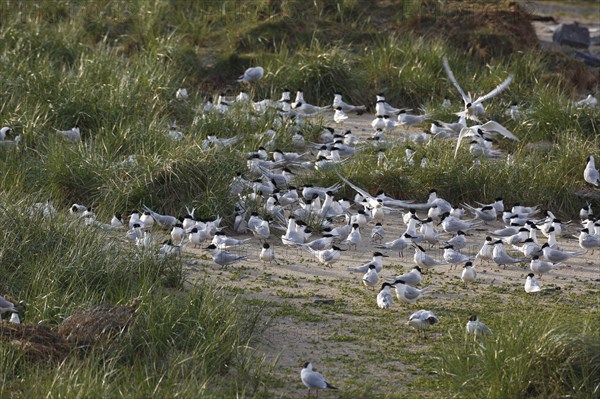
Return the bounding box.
[0,0,598,398]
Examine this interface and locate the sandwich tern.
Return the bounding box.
[579,203,593,221]
[375,234,415,257]
[372,115,386,130]
[205,244,248,266]
[110,213,124,228]
[492,240,527,268]
[175,88,188,100]
[454,122,518,158]
[126,223,143,241]
[362,264,379,290]
[387,266,422,287]
[306,245,345,267]
[347,252,389,273]
[57,126,81,142]
[414,244,447,269]
[439,212,481,233]
[371,222,385,243]
[530,255,561,278]
[503,227,530,246]
[541,243,584,263]
[375,93,401,115]
[392,279,428,304]
[579,228,600,253]
[476,236,494,262]
[419,217,441,246]
[462,203,497,223]
[466,314,493,337]
[333,92,366,114]
[443,57,513,122]
[158,239,182,258]
[575,94,598,108]
[169,223,185,245]
[302,235,334,251]
[140,211,155,229]
[513,238,542,258]
[189,227,209,248]
[0,294,17,316]
[301,362,337,396]
[461,261,477,284]
[345,223,362,250]
[333,107,349,124]
[259,242,275,263]
[407,310,439,337]
[445,230,467,250]
[398,109,431,125]
[9,312,20,324]
[584,155,599,187]
[525,273,541,293]
[443,245,473,269]
[142,206,178,229]
[377,282,395,309]
[237,66,264,83]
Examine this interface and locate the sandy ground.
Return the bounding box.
[176,111,600,398]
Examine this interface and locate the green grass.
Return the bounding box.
[0,1,599,397]
[437,309,600,398]
[0,193,268,397]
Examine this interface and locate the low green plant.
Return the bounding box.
[437,310,600,398]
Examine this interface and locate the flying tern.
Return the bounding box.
[443,56,513,122]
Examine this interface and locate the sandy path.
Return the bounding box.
[180,112,599,398]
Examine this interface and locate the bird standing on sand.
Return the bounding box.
[301,362,337,397]
[377,282,395,309]
[407,310,439,337]
[525,273,541,293]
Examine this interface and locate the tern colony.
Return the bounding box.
[11,62,599,391]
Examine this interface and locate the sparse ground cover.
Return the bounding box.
[0,1,598,398]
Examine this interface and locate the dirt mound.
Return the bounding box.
[0,302,138,362]
[59,303,137,347]
[0,323,71,361]
[399,0,539,60]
